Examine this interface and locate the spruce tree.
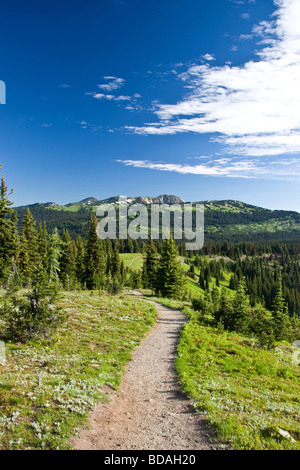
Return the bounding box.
[155,237,185,299]
[0,173,19,284]
[111,242,121,280]
[75,236,86,285]
[215,288,234,329]
[19,236,31,284]
[272,275,293,341]
[20,208,40,282]
[38,222,49,271]
[143,237,158,292]
[48,228,62,282]
[232,280,250,333]
[60,229,77,289]
[84,215,105,289]
[1,268,64,342]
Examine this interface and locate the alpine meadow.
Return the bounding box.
[1,0,300,454]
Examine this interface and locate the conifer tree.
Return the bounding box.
[20,208,40,282]
[111,242,121,280]
[215,288,233,328]
[120,260,125,284]
[249,303,275,348]
[0,173,19,283]
[232,280,250,333]
[48,228,62,282]
[155,237,185,299]
[142,237,158,292]
[272,275,292,341]
[1,267,64,342]
[124,236,133,253]
[38,222,49,270]
[104,238,113,275]
[84,215,105,289]
[60,229,77,289]
[19,236,31,284]
[75,236,86,285]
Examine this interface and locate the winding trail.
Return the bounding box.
[128,255,142,268]
[70,292,223,450]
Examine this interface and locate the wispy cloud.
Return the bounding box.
[86,76,143,107]
[117,155,300,180]
[126,0,300,158]
[97,76,125,92]
[79,120,102,131]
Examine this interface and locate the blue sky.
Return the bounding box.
[1,0,300,211]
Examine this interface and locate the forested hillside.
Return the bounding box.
[13,197,300,242]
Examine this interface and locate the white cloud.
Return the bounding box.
[127,0,300,158]
[202,53,215,61]
[93,93,115,100]
[79,120,102,131]
[239,34,253,40]
[88,82,142,106]
[98,76,125,92]
[117,156,300,180]
[114,95,132,101]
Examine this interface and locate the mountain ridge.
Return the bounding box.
[13,195,300,243]
[13,195,300,215]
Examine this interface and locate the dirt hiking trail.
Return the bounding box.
[70,292,225,450]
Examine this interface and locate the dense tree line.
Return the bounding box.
[14,199,300,244]
[191,277,300,346]
[1,169,300,346]
[0,174,185,300]
[0,176,125,292]
[222,256,300,317]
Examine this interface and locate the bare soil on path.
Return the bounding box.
[70,292,224,450]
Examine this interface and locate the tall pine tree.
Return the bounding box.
[19,208,40,282]
[60,229,77,289]
[75,236,86,286]
[84,215,105,289]
[0,173,19,284]
[38,222,49,270]
[155,237,185,299]
[142,237,158,292]
[272,275,292,341]
[48,228,62,282]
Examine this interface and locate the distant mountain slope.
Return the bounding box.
[14,196,300,242]
[198,200,300,242]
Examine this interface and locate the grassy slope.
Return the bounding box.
[119,253,143,271]
[205,219,300,235]
[0,291,156,450]
[176,318,300,450]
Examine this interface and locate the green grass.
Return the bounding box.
[186,278,203,296]
[120,253,143,271]
[205,218,300,235]
[176,319,300,450]
[0,291,156,450]
[45,204,96,213]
